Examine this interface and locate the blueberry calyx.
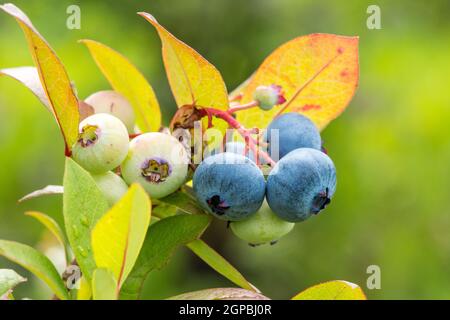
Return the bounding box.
[207,195,230,216]
[311,188,331,214]
[141,157,172,183]
[169,104,202,131]
[78,124,100,147]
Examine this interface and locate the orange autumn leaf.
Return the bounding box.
[138,12,229,112]
[0,4,79,153]
[237,33,359,131]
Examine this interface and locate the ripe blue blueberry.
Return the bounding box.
[121,132,189,199]
[91,171,129,206]
[265,113,321,160]
[266,148,336,222]
[230,200,294,246]
[85,90,136,134]
[72,113,129,174]
[193,152,266,221]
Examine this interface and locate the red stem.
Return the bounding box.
[227,100,259,114]
[199,108,276,167]
[229,93,243,102]
[129,133,141,139]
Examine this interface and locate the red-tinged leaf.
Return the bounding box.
[139,12,229,133]
[139,12,229,110]
[237,34,359,130]
[0,3,79,153]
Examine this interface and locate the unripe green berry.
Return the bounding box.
[91,171,129,206]
[121,132,189,199]
[72,113,129,174]
[85,91,136,134]
[253,85,286,111]
[230,200,294,245]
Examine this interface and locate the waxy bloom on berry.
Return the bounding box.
[72,113,129,174]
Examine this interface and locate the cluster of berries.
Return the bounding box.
[194,113,336,246]
[73,86,336,247]
[72,91,190,206]
[193,86,337,246]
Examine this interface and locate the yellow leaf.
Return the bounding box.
[292,280,367,300]
[187,239,257,292]
[0,4,79,152]
[139,12,229,132]
[80,39,161,132]
[91,184,151,292]
[76,276,92,300]
[25,211,70,264]
[237,34,359,131]
[139,12,228,110]
[92,268,117,300]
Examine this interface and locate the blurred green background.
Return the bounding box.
[1,0,449,299]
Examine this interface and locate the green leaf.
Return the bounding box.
[92,268,117,300]
[18,185,63,202]
[151,202,178,219]
[63,157,109,281]
[169,288,269,300]
[0,4,79,153]
[0,240,69,300]
[186,240,256,292]
[80,39,161,132]
[0,66,50,109]
[156,189,205,216]
[0,269,26,299]
[91,184,151,290]
[120,214,211,300]
[25,211,70,264]
[291,280,367,300]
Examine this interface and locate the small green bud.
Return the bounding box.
[253,85,286,111]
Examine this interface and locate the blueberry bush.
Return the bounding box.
[0,3,365,300]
